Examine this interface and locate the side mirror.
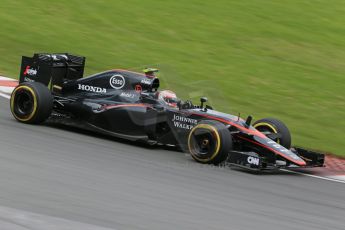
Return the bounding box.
[205,105,213,110]
[177,101,182,110]
[245,115,253,127]
[200,97,208,108]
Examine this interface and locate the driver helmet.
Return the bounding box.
[157,90,178,108]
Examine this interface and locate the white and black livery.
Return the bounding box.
[10,53,325,171]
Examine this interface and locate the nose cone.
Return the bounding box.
[253,136,307,166]
[291,155,306,166]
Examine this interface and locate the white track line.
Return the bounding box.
[0,75,15,98]
[0,86,15,94]
[0,92,10,99]
[329,175,345,181]
[0,76,16,81]
[281,169,345,184]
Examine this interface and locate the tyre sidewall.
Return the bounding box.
[253,118,291,149]
[10,82,53,124]
[188,120,232,165]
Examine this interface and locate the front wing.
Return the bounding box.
[227,147,325,171]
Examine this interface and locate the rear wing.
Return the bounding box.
[19,53,85,91]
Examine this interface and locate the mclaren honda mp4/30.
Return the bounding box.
[10,53,325,171]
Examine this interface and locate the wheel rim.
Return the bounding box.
[189,127,219,161]
[254,122,280,144]
[12,88,35,119]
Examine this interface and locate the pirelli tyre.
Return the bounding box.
[188,120,232,165]
[10,82,53,124]
[253,118,291,149]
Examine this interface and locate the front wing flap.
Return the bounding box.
[291,147,325,167]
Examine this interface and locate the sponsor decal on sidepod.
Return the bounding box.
[120,92,136,98]
[78,84,107,93]
[172,114,197,130]
[110,75,125,89]
[141,78,151,85]
[135,84,142,93]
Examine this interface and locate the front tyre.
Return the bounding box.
[188,120,232,165]
[253,118,291,149]
[10,82,53,124]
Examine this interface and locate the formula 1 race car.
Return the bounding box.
[10,53,325,171]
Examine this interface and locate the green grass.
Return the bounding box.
[0,0,344,155]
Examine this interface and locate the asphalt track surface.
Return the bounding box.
[0,96,344,230]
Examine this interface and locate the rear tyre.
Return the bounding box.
[188,120,232,165]
[253,118,291,149]
[10,82,53,124]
